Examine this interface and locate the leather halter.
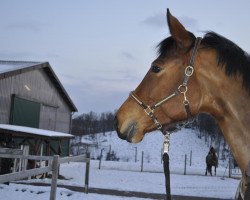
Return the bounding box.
[130,37,202,131]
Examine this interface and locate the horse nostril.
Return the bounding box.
[114,116,126,140]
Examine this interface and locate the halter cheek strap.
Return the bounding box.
[130,37,202,131]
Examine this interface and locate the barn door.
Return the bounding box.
[10,95,40,128]
[39,105,57,131]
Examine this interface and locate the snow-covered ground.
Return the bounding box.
[0,161,240,200]
[0,129,241,199]
[59,161,239,199]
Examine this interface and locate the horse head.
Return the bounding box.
[115,9,206,143]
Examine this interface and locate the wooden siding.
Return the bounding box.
[0,68,71,133]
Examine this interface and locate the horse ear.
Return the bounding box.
[167,9,193,49]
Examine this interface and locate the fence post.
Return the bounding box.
[161,148,163,164]
[50,155,59,200]
[134,147,137,163]
[85,153,90,194]
[109,145,111,153]
[184,154,187,175]
[190,150,192,166]
[40,144,44,167]
[18,146,23,172]
[141,151,144,172]
[229,157,232,178]
[22,145,29,171]
[98,149,103,170]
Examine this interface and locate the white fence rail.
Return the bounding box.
[0,148,90,200]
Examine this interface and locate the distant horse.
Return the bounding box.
[205,148,218,176]
[114,9,250,200]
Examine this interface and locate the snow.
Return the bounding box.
[0,124,73,138]
[0,61,42,73]
[69,162,238,198]
[0,128,241,199]
[0,183,144,200]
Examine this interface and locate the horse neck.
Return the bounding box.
[197,52,250,173]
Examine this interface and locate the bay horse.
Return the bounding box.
[114,9,250,200]
[205,147,218,176]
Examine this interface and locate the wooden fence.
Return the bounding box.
[0,148,90,200]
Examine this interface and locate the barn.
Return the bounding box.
[0,60,77,164]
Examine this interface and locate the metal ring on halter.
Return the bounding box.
[178,85,187,94]
[185,66,194,76]
[155,120,162,130]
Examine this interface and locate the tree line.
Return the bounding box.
[72,111,222,142]
[71,111,116,135]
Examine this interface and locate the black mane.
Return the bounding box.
[157,31,250,93]
[201,32,250,93]
[157,36,176,57]
[157,32,196,57]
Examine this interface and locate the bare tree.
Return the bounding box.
[71,111,115,136]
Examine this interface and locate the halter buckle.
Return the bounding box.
[155,121,162,130]
[144,106,154,116]
[185,66,194,76]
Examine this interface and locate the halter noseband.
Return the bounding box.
[130,37,202,131]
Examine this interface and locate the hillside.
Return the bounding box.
[82,128,214,170]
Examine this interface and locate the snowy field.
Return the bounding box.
[0,162,240,200]
[0,129,241,199]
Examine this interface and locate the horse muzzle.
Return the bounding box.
[114,116,137,143]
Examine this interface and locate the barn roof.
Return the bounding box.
[0,60,77,112]
[0,124,74,139]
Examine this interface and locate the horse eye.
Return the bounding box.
[151,66,162,73]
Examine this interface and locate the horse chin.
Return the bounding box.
[130,134,144,143]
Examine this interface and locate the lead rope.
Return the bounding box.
[162,130,171,200]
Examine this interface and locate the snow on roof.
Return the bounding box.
[0,124,73,138]
[0,60,43,74]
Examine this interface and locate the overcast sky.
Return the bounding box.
[1,0,250,114]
